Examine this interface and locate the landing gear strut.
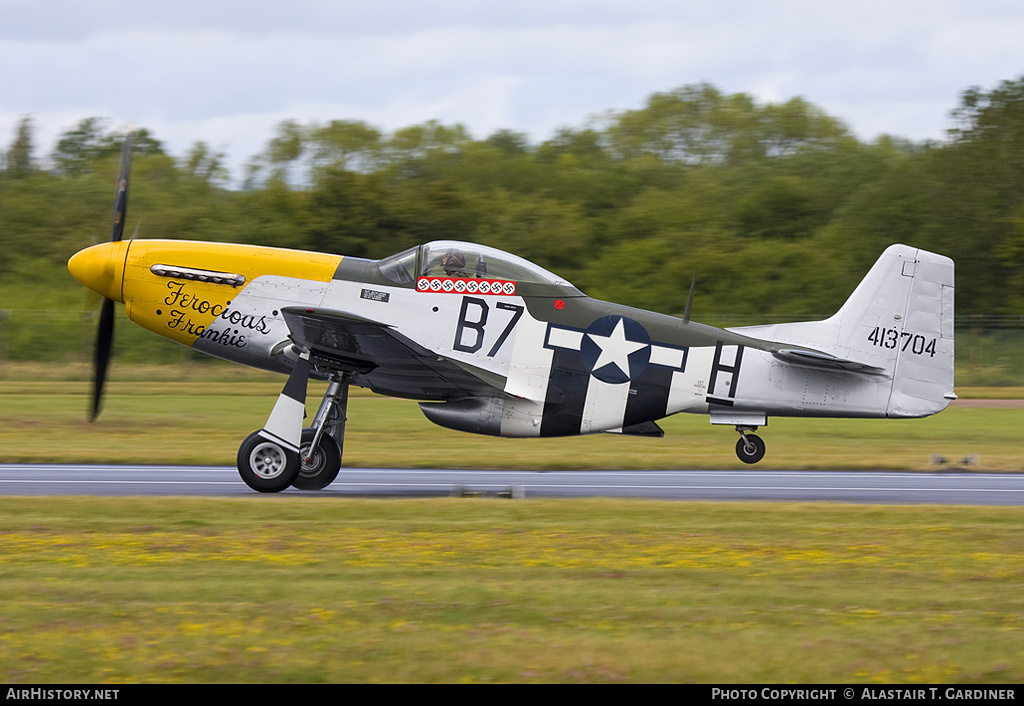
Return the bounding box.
[735,426,766,464]
[294,376,349,490]
[236,353,351,492]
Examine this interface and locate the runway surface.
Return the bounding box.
[2,464,1024,505]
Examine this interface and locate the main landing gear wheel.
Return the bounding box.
[293,428,342,490]
[237,431,301,493]
[735,433,766,464]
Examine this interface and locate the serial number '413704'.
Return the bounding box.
[867,327,938,357]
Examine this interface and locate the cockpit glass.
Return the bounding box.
[418,241,568,285]
[377,246,417,284]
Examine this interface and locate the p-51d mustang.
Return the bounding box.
[68,139,955,492]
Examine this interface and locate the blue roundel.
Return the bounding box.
[579,316,651,384]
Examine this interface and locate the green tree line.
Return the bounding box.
[3,78,1024,325]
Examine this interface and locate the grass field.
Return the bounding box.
[1,497,1023,683]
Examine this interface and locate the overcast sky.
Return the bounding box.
[3,0,1024,182]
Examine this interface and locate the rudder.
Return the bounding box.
[884,247,955,417]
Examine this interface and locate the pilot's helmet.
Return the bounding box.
[442,248,466,273]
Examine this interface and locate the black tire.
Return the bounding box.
[293,428,342,490]
[735,434,766,464]
[237,431,301,493]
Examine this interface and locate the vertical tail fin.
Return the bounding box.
[735,245,955,417]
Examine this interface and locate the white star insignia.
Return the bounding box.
[587,319,647,379]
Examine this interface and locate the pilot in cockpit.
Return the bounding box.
[441,248,469,277]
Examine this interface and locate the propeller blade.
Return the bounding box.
[110,134,133,243]
[90,132,134,421]
[90,297,115,422]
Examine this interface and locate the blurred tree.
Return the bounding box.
[536,127,607,165]
[605,84,851,167]
[52,117,116,174]
[944,76,1024,311]
[182,142,230,188]
[484,128,531,156]
[382,120,472,181]
[308,120,383,177]
[306,167,389,257]
[474,190,592,282]
[245,119,307,188]
[734,175,815,240]
[4,115,36,178]
[51,119,164,175]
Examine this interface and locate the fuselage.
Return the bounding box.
[69,238,954,439]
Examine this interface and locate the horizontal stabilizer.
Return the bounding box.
[771,348,886,374]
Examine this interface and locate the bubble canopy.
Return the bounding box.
[377,241,571,287]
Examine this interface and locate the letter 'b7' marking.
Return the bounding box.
[453,297,524,356]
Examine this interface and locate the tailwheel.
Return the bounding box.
[293,428,342,490]
[735,431,766,464]
[237,431,301,493]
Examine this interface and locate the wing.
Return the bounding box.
[281,306,506,400]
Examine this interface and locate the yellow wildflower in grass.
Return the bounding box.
[2,498,1024,682]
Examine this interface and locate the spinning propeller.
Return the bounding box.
[89,135,134,421]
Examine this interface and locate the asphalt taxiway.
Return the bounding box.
[1,465,1023,505]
